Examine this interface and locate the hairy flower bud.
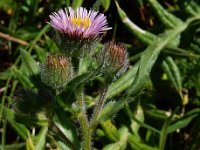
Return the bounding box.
[103,41,128,80]
[41,53,73,90]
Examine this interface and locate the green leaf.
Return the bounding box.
[164,47,198,58]
[129,104,144,136]
[54,108,80,149]
[107,64,138,99]
[72,0,83,9]
[93,0,101,10]
[102,126,129,150]
[20,49,41,87]
[128,134,158,150]
[145,109,169,121]
[15,113,48,126]
[44,35,58,53]
[162,56,182,94]
[25,127,48,150]
[3,106,29,140]
[0,65,35,88]
[126,105,160,134]
[115,1,155,44]
[126,39,162,96]
[26,136,36,150]
[101,120,118,142]
[98,101,118,122]
[35,127,48,150]
[0,68,14,80]
[0,143,25,150]
[159,108,179,150]
[57,141,71,150]
[20,49,40,76]
[183,1,200,16]
[147,0,183,28]
[34,45,47,62]
[167,108,200,133]
[13,65,34,88]
[59,71,98,106]
[127,27,187,97]
[101,0,111,11]
[98,100,131,125]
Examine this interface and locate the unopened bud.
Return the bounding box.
[103,41,128,80]
[41,53,73,90]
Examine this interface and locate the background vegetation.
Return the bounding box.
[1,0,200,149]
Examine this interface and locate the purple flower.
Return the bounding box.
[49,7,111,39]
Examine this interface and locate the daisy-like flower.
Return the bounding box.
[49,7,111,57]
[49,7,110,39]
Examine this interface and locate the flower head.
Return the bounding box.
[41,53,73,90]
[49,7,110,39]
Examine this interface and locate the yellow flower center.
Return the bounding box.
[70,16,90,29]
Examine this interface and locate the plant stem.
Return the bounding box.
[0,78,11,125]
[0,31,28,46]
[90,85,109,132]
[1,119,7,150]
[159,108,178,150]
[76,85,91,150]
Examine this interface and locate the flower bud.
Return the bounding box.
[103,41,128,80]
[41,53,73,90]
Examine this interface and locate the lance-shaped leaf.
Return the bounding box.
[127,26,187,97]
[101,0,111,11]
[20,49,41,88]
[125,104,144,138]
[106,64,138,99]
[72,0,83,9]
[115,1,156,44]
[35,127,48,150]
[100,120,118,142]
[183,1,200,16]
[102,126,129,150]
[128,134,159,150]
[162,56,182,95]
[2,106,29,140]
[53,108,80,149]
[147,0,183,28]
[167,108,200,134]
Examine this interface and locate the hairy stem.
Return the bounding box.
[90,85,109,132]
[77,85,91,150]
